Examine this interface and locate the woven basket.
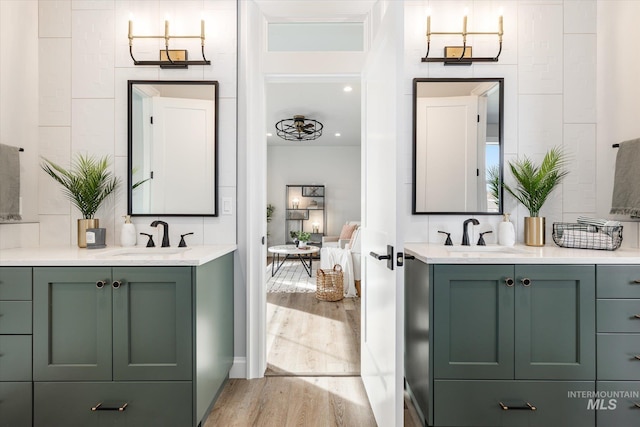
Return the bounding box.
[316,264,344,302]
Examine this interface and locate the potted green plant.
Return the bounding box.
[290,230,311,247]
[41,153,119,248]
[502,147,569,246]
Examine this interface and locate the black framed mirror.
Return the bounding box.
[412,78,504,215]
[127,80,218,216]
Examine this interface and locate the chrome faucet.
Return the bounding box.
[462,218,480,246]
[150,220,170,247]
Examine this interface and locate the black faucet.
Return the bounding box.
[150,220,170,247]
[462,218,480,246]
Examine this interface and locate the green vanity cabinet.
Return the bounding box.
[0,267,33,427]
[407,262,596,427]
[405,256,432,425]
[31,252,234,427]
[33,266,192,382]
[434,264,595,382]
[596,265,640,427]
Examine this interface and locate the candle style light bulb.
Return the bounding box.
[426,8,431,36]
[463,8,468,34]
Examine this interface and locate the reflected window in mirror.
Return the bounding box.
[412,78,504,215]
[128,80,218,216]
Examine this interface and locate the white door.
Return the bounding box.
[360,2,404,426]
[151,96,215,213]
[415,95,478,212]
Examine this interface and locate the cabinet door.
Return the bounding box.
[515,265,595,380]
[112,267,192,381]
[433,264,515,379]
[33,267,113,381]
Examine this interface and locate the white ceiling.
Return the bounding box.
[266,79,361,146]
[256,1,373,148]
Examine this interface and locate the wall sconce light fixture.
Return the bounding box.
[421,10,503,65]
[292,198,300,209]
[128,19,211,68]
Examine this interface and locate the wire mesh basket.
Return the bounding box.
[552,223,623,251]
[316,264,344,302]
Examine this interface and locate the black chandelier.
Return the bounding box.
[275,115,323,141]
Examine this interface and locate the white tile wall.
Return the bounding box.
[518,95,563,155]
[518,4,563,94]
[563,124,596,213]
[563,34,596,123]
[34,0,237,248]
[39,38,72,126]
[564,0,597,34]
[404,0,607,246]
[71,99,115,156]
[39,0,71,37]
[71,10,115,98]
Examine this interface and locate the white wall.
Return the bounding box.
[0,1,40,248]
[401,0,633,247]
[35,0,237,248]
[267,145,361,246]
[596,1,640,247]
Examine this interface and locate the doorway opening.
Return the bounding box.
[264,78,362,377]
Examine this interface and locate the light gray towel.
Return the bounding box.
[0,144,21,221]
[610,138,640,218]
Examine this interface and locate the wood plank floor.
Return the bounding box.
[204,376,378,426]
[266,292,360,375]
[206,259,422,426]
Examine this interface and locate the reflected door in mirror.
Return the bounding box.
[128,81,218,216]
[412,78,503,215]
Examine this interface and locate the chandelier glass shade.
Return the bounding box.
[275,115,323,141]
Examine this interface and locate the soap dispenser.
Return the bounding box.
[120,215,137,247]
[498,213,515,246]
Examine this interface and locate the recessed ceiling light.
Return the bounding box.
[343,86,353,92]
[335,133,341,137]
[266,133,272,137]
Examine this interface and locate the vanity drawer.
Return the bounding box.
[0,335,31,381]
[0,267,31,301]
[597,266,640,298]
[596,381,640,427]
[0,381,32,427]
[0,301,32,334]
[598,299,640,332]
[598,334,640,380]
[34,381,192,427]
[433,380,594,427]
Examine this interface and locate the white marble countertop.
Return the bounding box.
[404,243,640,265]
[0,245,236,267]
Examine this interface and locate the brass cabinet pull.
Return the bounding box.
[112,280,122,289]
[91,402,128,412]
[634,314,640,319]
[95,280,106,289]
[505,278,514,287]
[633,280,640,284]
[634,402,640,409]
[521,278,532,287]
[634,355,640,361]
[498,401,537,411]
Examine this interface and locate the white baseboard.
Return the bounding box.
[229,357,247,378]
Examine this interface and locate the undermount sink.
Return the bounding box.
[98,247,191,257]
[446,245,529,254]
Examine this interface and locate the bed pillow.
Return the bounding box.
[339,223,358,240]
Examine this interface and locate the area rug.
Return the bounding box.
[266,259,318,293]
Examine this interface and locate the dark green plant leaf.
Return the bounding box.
[41,154,120,219]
